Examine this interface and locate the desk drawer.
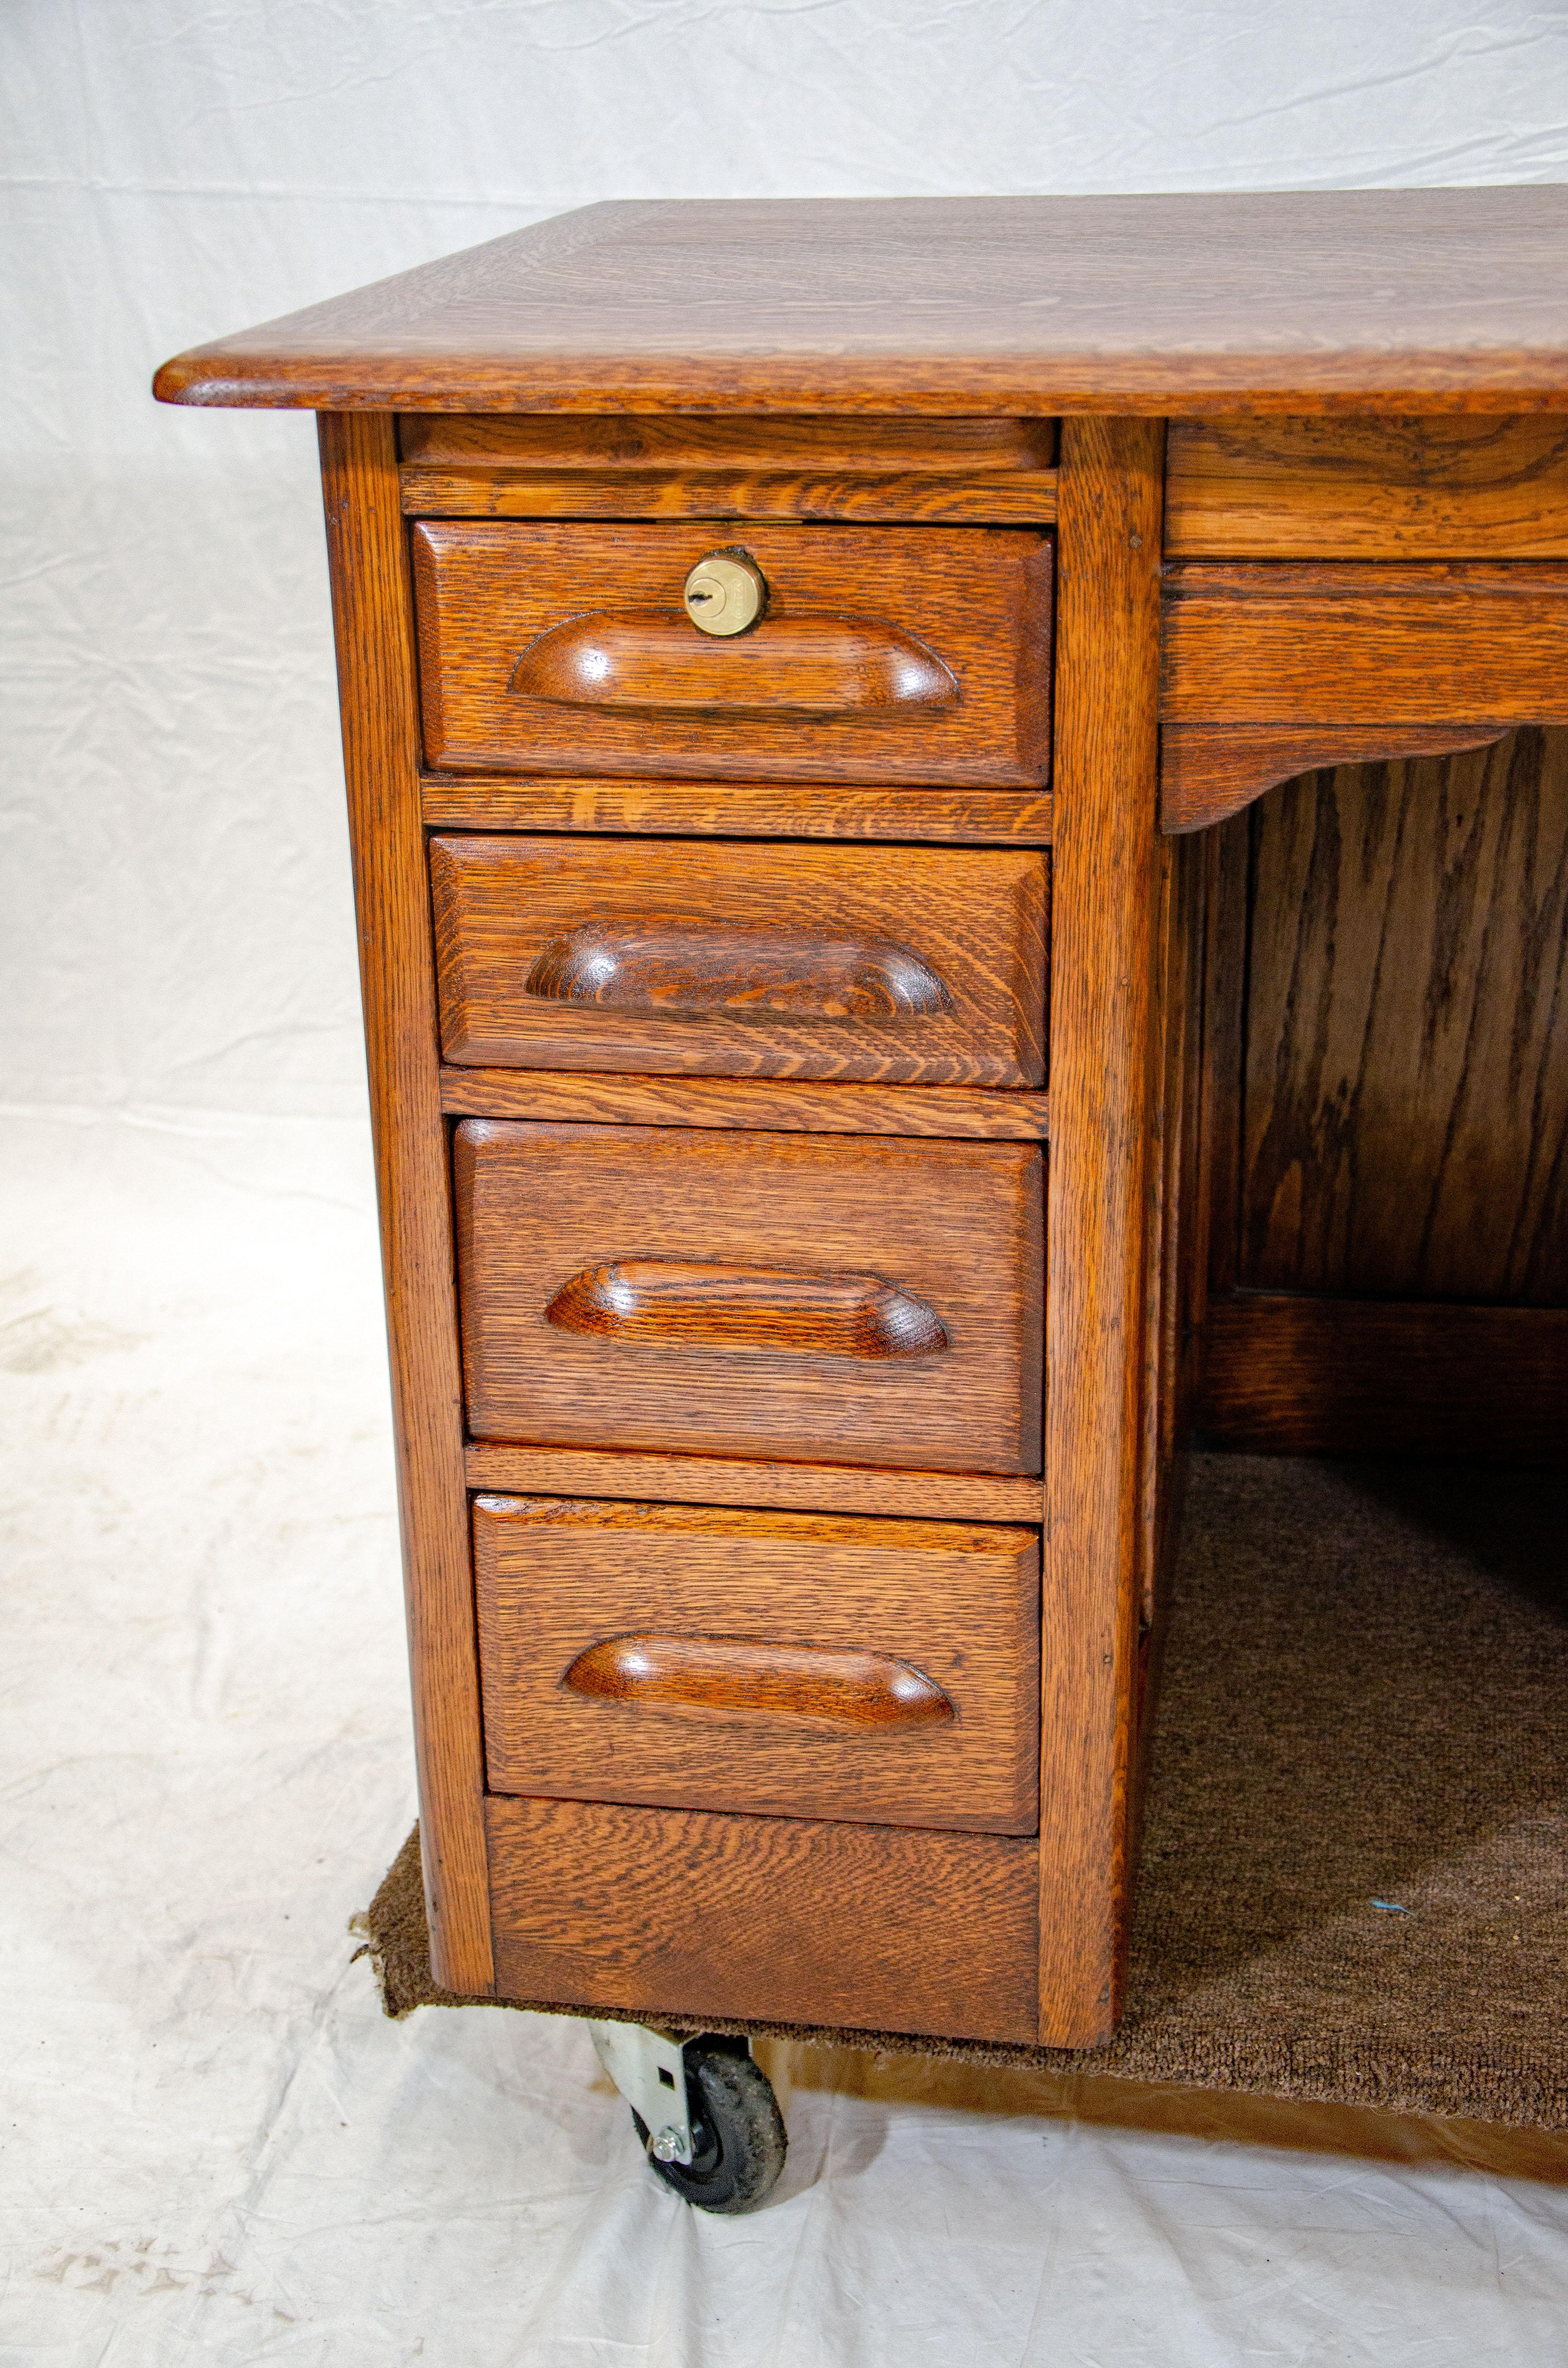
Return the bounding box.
[486,1793,1041,2043]
[431,836,1047,1085]
[411,521,1053,786]
[453,1120,1043,1473]
[474,1494,1040,1833]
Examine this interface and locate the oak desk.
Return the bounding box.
[155,190,1568,2118]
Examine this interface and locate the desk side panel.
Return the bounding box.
[318,412,493,1992]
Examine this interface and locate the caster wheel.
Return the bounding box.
[632,2036,787,2215]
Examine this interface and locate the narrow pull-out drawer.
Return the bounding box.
[486,1794,1041,2044]
[453,1121,1044,1474]
[474,1494,1040,1833]
[431,836,1048,1086]
[411,521,1053,786]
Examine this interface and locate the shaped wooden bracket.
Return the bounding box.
[1158,558,1568,831]
[1160,724,1510,833]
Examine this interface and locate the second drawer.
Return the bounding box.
[431,835,1048,1085]
[474,1493,1041,1833]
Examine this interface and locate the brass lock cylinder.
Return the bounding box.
[683,548,767,637]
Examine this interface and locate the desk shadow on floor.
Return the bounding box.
[1081,1453,1568,2128]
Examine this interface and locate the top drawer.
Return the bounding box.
[410,522,1053,787]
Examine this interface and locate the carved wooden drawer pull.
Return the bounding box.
[544,1258,950,1358]
[563,1632,955,1727]
[523,922,952,1021]
[508,611,959,715]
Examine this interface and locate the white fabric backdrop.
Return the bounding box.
[6,8,1568,2362]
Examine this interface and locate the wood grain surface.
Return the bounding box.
[453,1120,1043,1473]
[153,189,1568,414]
[473,1493,1039,1830]
[543,1257,949,1358]
[1160,724,1506,833]
[440,1066,1050,1139]
[508,608,960,715]
[430,835,1047,1085]
[1162,562,1568,725]
[316,416,492,1993]
[520,925,952,1018]
[1166,415,1568,558]
[485,1792,1041,2041]
[1237,732,1568,1305]
[412,520,1053,785]
[420,773,1054,844]
[1040,418,1166,2046]
[463,1442,1048,1523]
[400,413,1060,470]
[561,1635,954,1727]
[400,413,1060,523]
[1196,812,1253,1303]
[400,465,1060,525]
[1132,835,1206,1844]
[1199,1295,1568,1462]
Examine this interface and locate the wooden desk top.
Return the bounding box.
[154,189,1568,417]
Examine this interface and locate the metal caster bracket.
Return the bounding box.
[588,2019,704,2166]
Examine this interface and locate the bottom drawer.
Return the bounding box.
[485,1794,1041,2044]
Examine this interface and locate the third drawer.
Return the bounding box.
[453,1119,1044,1473]
[474,1493,1041,1833]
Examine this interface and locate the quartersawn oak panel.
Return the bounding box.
[462,1443,1047,1524]
[453,1120,1043,1474]
[439,1067,1051,1139]
[1199,1295,1568,1462]
[1162,562,1568,726]
[484,1793,1041,2043]
[420,774,1054,845]
[401,413,1060,523]
[400,467,1059,525]
[1240,731,1568,1305]
[411,521,1054,787]
[400,414,1060,471]
[473,1494,1040,1832]
[1166,416,1568,559]
[430,835,1048,1086]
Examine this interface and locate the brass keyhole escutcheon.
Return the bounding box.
[683,548,768,637]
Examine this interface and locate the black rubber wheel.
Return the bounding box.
[631,2037,787,2215]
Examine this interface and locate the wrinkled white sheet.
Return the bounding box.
[5,1114,1568,2367]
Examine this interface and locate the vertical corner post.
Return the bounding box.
[1040,416,1167,2043]
[317,412,493,1993]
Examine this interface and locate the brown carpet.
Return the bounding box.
[356,1455,1568,2131]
